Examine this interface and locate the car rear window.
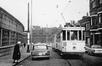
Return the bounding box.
[34,45,47,50]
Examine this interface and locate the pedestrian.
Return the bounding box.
[12,41,21,63]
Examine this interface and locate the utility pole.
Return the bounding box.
[30,0,32,45]
[27,2,30,53]
[46,24,48,43]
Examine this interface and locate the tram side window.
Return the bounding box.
[67,31,70,40]
[56,34,60,42]
[79,31,81,40]
[62,30,66,40]
[83,31,85,40]
[71,31,77,40]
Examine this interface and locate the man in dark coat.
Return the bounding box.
[12,41,21,63]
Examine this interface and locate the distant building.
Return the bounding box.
[33,26,41,30]
[32,26,61,43]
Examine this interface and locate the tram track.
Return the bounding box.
[66,60,72,66]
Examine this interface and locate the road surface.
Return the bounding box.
[17,47,84,66]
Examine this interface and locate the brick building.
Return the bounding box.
[78,0,102,47]
[78,16,91,46]
[90,0,102,46]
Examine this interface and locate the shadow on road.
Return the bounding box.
[32,57,50,61]
[61,54,82,60]
[81,54,102,66]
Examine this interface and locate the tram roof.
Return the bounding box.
[62,27,85,30]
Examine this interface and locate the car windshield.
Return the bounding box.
[34,45,47,50]
[92,45,102,48]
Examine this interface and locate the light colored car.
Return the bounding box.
[31,44,50,59]
[85,45,102,56]
[91,45,102,54]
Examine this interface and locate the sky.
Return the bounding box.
[0,0,89,30]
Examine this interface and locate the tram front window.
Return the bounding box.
[79,31,81,40]
[62,30,66,40]
[70,31,78,40]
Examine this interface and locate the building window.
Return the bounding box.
[92,1,97,8]
[91,16,97,26]
[90,0,94,3]
[98,13,102,23]
[95,34,102,46]
[99,13,102,23]
[99,0,102,4]
[86,22,90,30]
[0,13,2,18]
[91,17,92,26]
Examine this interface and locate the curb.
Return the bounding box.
[13,55,30,66]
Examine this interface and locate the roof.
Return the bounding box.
[0,7,24,30]
[62,27,85,30]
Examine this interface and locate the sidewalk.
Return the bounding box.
[0,46,31,66]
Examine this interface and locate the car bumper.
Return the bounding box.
[32,55,50,59]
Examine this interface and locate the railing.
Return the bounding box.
[0,45,14,49]
[0,45,15,57]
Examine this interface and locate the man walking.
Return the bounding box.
[12,41,21,63]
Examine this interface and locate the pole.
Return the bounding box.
[46,24,48,43]
[27,2,30,53]
[31,0,32,45]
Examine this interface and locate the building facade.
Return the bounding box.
[0,7,25,56]
[78,16,91,47]
[90,0,102,46]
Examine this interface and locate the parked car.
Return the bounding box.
[91,45,102,55]
[85,45,102,56]
[31,43,50,59]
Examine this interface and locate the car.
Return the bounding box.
[91,45,102,55]
[31,43,50,59]
[85,45,102,56]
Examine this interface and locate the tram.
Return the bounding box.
[54,27,85,55]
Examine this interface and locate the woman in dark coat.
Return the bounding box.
[12,42,21,63]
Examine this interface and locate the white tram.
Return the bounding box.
[55,27,85,55]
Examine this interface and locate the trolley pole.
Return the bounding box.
[27,2,30,53]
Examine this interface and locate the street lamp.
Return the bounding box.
[31,0,33,45]
[27,0,33,52]
[27,2,30,53]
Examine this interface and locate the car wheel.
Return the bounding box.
[47,56,50,59]
[85,51,88,53]
[90,52,94,56]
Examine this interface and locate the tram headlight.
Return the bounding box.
[73,46,76,50]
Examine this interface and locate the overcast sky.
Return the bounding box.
[0,0,89,30]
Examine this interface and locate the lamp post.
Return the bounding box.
[31,0,32,45]
[27,2,30,53]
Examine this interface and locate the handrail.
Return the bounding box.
[0,45,15,49]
